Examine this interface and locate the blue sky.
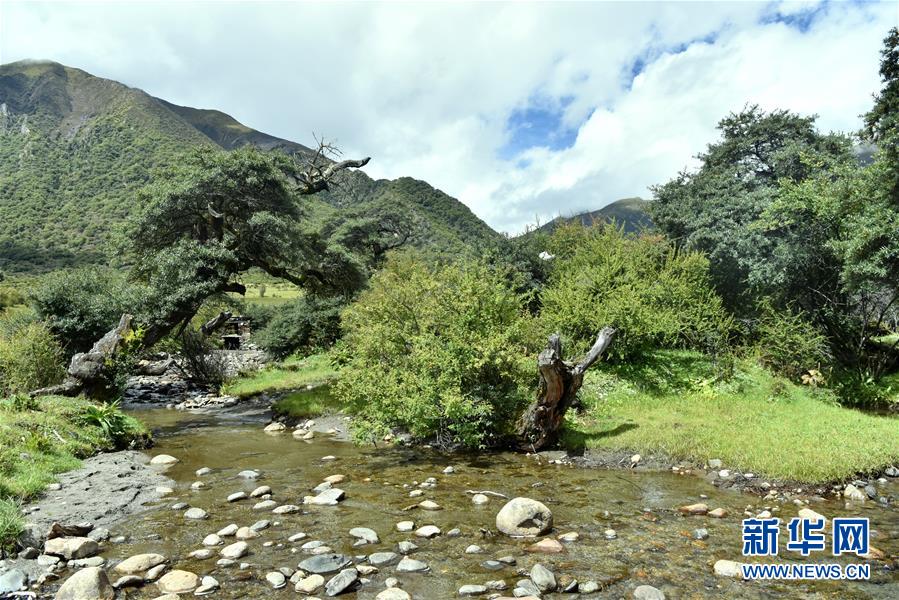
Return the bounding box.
[2,0,895,232]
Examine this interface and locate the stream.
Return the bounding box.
[92,402,898,599]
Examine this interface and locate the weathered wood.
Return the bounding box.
[515,327,615,451]
[199,311,232,336]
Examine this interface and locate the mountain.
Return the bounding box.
[0,60,501,272]
[528,197,653,236]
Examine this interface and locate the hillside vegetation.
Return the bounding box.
[0,60,501,272]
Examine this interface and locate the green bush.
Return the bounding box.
[30,267,140,353]
[335,253,540,449]
[540,224,732,361]
[751,299,833,381]
[255,296,345,360]
[0,322,65,395]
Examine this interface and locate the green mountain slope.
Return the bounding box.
[530,197,653,236]
[0,60,500,272]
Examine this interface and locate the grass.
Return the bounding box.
[220,352,338,399]
[272,385,345,419]
[564,350,899,484]
[0,395,149,550]
[230,282,302,307]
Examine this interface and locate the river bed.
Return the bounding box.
[92,405,899,599]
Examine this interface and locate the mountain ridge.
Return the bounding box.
[0,59,500,272]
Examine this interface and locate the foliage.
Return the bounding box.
[0,497,22,553]
[79,400,130,442]
[649,106,854,310]
[565,350,899,483]
[272,385,343,420]
[862,27,899,197]
[0,322,65,395]
[29,267,139,353]
[750,300,833,382]
[175,331,228,388]
[335,253,540,449]
[254,295,345,359]
[539,224,731,361]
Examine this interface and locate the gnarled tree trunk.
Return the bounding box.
[516,327,615,451]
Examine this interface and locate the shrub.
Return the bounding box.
[751,299,833,381]
[0,322,65,395]
[539,224,732,361]
[30,267,140,353]
[176,330,228,388]
[335,253,540,449]
[80,400,130,443]
[254,296,345,359]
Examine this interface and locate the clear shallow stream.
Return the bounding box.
[101,405,898,599]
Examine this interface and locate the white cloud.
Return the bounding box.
[1,1,894,233]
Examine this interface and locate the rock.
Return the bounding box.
[46,522,93,539]
[112,575,143,589]
[693,528,709,540]
[146,564,167,582]
[885,466,899,477]
[495,497,553,537]
[37,554,61,566]
[189,548,214,559]
[44,536,99,559]
[71,556,106,568]
[156,570,199,594]
[184,508,209,520]
[530,563,556,592]
[396,521,414,532]
[296,573,325,593]
[273,504,301,514]
[150,454,179,466]
[418,500,442,510]
[196,467,212,476]
[195,575,220,596]
[87,527,110,542]
[157,486,175,495]
[325,568,359,596]
[471,494,489,505]
[350,527,379,544]
[254,500,278,511]
[465,544,483,554]
[709,508,728,518]
[266,571,287,589]
[238,470,260,479]
[678,503,709,515]
[203,534,223,546]
[396,557,429,572]
[713,559,744,578]
[236,527,258,540]
[19,546,39,559]
[397,541,418,554]
[581,581,600,593]
[844,484,866,502]
[798,508,827,523]
[0,569,27,595]
[218,524,238,537]
[321,455,337,461]
[604,528,617,539]
[220,541,249,559]
[376,588,412,600]
[369,552,400,566]
[264,422,287,433]
[324,474,346,484]
[708,458,723,469]
[251,485,272,497]
[443,466,455,474]
[557,531,579,542]
[527,538,564,553]
[298,554,352,575]
[459,584,488,595]
[634,584,666,599]
[305,488,346,505]
[227,492,248,502]
[250,519,271,532]
[54,567,114,600]
[414,525,441,538]
[289,532,308,542]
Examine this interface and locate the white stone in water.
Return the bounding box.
[150,454,179,465]
[295,574,324,593]
[235,527,258,540]
[798,507,827,523]
[408,489,423,498]
[396,557,429,573]
[324,474,346,484]
[377,588,411,600]
[272,504,300,514]
[202,534,222,546]
[266,571,287,589]
[349,527,379,544]
[238,470,260,479]
[264,422,287,433]
[250,485,272,498]
[217,524,238,537]
[396,521,414,532]
[227,492,247,502]
[634,584,666,600]
[465,544,483,554]
[418,500,442,510]
[189,548,214,559]
[190,481,206,490]
[156,486,174,495]
[471,494,489,505]
[219,541,249,559]
[254,500,278,511]
[414,525,441,538]
[558,531,579,542]
[604,528,617,539]
[321,455,337,461]
[184,507,208,520]
[288,532,308,542]
[195,467,212,476]
[443,466,455,474]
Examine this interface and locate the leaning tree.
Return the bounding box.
[38,142,374,399]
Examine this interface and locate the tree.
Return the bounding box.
[650,106,854,309]
[863,27,899,198]
[41,143,373,398]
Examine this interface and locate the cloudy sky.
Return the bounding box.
[1,1,895,233]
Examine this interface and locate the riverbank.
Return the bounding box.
[0,395,149,552]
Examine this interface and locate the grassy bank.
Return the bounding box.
[0,395,148,550]
[564,350,899,483]
[220,353,338,399]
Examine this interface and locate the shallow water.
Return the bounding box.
[103,406,898,599]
